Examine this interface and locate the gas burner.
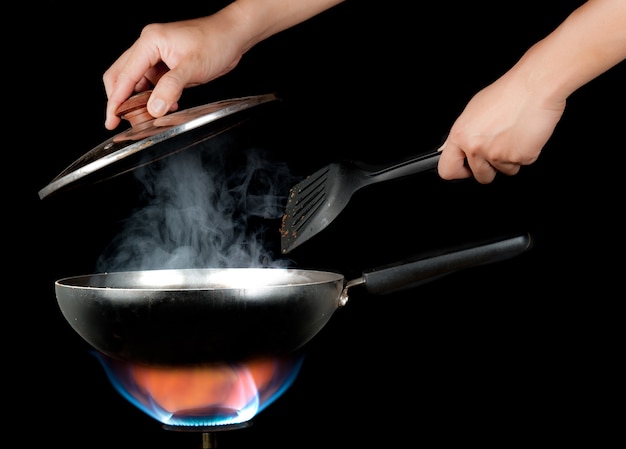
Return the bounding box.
[163,421,252,448]
[162,421,252,432]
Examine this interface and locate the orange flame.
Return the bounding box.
[94,352,303,426]
[130,358,282,413]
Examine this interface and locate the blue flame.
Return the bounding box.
[93,352,304,427]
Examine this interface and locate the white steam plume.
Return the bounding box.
[96,138,294,272]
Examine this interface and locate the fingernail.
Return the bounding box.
[150,98,168,117]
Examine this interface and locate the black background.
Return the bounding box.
[9,1,623,446]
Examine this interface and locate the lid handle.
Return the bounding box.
[116,90,154,128]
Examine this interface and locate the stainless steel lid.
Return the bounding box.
[38,91,280,199]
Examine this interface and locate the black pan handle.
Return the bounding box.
[357,232,532,296]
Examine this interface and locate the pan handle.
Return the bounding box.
[342,232,532,300]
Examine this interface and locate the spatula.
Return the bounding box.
[280,150,441,253]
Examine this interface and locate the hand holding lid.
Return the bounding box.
[38,92,280,199]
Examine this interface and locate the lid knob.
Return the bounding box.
[116,90,154,128]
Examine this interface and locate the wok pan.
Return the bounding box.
[55,233,531,366]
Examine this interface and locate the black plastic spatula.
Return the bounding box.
[280,150,441,254]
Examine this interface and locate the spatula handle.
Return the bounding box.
[359,150,441,184]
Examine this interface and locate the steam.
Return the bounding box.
[96,135,295,272]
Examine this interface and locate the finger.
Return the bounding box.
[147,68,190,118]
[492,160,522,177]
[466,156,498,184]
[437,141,473,180]
[103,55,130,130]
[142,62,170,89]
[103,49,131,99]
[104,69,146,130]
[105,43,167,129]
[105,81,136,130]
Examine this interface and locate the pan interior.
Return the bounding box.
[56,268,344,290]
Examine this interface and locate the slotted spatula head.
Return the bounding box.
[279,151,442,253]
[280,161,369,254]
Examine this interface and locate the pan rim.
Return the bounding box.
[55,267,345,291]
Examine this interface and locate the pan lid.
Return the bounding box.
[38,91,281,199]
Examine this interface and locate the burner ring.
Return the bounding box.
[162,421,252,433]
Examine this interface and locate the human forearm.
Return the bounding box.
[512,0,626,103]
[216,0,345,53]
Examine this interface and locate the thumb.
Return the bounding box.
[147,71,188,117]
